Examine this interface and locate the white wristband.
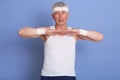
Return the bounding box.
[36,28,46,35]
[79,29,88,36]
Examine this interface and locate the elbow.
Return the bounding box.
[94,34,104,42]
[18,27,32,38]
[18,29,24,38]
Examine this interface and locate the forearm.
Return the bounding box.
[78,30,104,42]
[18,27,42,38]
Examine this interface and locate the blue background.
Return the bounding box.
[0,0,120,80]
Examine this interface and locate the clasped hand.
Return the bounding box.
[46,29,79,36]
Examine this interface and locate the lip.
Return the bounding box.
[59,20,64,22]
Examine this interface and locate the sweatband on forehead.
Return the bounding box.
[53,7,69,13]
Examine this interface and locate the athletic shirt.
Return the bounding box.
[41,26,76,76]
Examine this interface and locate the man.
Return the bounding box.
[18,1,103,80]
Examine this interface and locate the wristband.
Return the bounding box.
[36,28,46,35]
[79,29,88,36]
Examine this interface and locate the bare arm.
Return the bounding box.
[18,27,46,38]
[46,29,103,42]
[18,26,66,38]
[18,27,103,41]
[77,30,104,42]
[66,29,103,42]
[18,26,64,39]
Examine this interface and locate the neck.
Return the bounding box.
[55,24,68,30]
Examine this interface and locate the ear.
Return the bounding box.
[67,13,70,17]
[66,12,69,19]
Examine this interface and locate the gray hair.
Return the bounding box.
[52,1,69,10]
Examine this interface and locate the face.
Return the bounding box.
[52,10,69,26]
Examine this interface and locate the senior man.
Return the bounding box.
[18,1,103,80]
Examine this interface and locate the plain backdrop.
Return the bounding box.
[0,0,120,80]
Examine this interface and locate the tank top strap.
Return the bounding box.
[50,26,55,29]
[68,27,72,29]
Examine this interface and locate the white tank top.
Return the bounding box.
[41,26,76,76]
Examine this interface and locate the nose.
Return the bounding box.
[59,13,63,20]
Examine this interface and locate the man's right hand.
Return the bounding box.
[46,29,79,36]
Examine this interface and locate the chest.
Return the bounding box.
[45,35,77,42]
[44,36,76,48]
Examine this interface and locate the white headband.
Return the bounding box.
[53,7,69,13]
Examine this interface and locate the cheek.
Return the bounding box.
[64,15,68,20]
[54,15,59,20]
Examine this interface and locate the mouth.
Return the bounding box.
[59,19,64,22]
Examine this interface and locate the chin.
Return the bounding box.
[59,24,64,26]
[58,22,65,25]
